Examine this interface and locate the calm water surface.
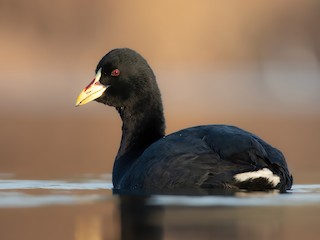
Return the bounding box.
[0,176,319,240]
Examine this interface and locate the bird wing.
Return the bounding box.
[122,125,292,191]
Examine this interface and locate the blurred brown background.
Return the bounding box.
[0,0,319,182]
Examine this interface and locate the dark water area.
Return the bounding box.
[0,177,319,240]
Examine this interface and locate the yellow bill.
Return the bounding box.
[75,68,107,106]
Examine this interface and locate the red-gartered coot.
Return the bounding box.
[76,48,293,193]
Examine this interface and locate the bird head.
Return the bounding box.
[76,48,158,108]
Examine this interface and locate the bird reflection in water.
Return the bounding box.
[115,188,237,240]
[117,194,164,240]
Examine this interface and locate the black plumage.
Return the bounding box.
[76,48,293,193]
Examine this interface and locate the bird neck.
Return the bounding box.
[120,106,165,155]
[113,96,165,187]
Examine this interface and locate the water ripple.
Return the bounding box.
[0,179,113,190]
[0,180,319,208]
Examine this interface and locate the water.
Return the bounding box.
[0,177,319,240]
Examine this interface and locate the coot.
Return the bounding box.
[76,48,292,193]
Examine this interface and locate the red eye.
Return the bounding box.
[111,69,120,77]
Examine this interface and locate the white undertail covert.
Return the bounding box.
[234,168,280,187]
